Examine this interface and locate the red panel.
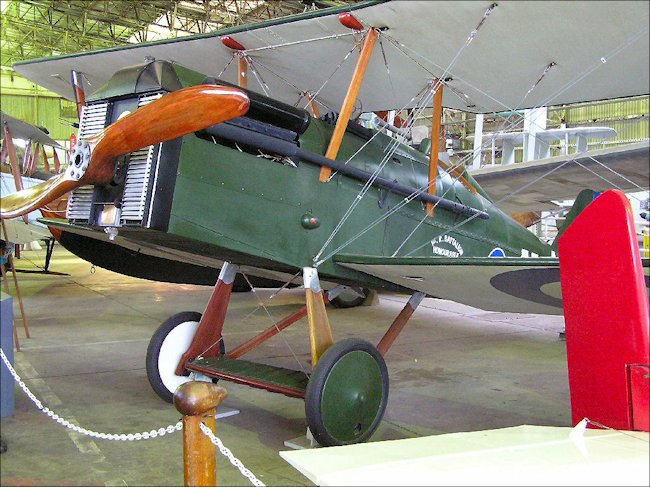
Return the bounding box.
[629,364,649,431]
[558,190,649,430]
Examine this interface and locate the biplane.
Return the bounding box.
[1,112,68,271]
[1,0,649,446]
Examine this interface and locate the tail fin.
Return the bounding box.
[552,189,600,252]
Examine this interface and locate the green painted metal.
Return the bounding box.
[166,117,552,287]
[186,356,309,395]
[46,61,557,294]
[319,350,384,443]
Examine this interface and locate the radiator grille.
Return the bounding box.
[66,93,163,226]
[67,102,109,221]
[119,92,162,225]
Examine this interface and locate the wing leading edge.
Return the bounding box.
[334,254,563,315]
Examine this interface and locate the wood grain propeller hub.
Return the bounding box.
[1,85,250,220]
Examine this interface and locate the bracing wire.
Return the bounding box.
[240,272,309,376]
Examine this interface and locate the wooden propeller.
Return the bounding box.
[1,85,250,220]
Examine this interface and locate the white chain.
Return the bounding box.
[2,347,266,485]
[199,422,266,487]
[0,347,182,440]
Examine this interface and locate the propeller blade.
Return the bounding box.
[1,175,76,220]
[1,85,250,220]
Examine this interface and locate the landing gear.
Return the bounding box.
[146,311,224,403]
[144,264,397,448]
[329,287,369,308]
[305,338,389,446]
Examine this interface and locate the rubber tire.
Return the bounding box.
[329,287,370,308]
[305,338,389,446]
[146,311,224,403]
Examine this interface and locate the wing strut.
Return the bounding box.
[300,91,321,118]
[71,70,87,120]
[221,36,248,88]
[40,144,50,173]
[320,15,378,182]
[304,268,334,366]
[377,292,426,355]
[2,122,28,224]
[426,82,444,216]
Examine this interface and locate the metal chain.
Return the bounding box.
[2,347,266,485]
[0,347,181,441]
[199,422,266,487]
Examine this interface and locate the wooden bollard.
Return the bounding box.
[174,381,228,487]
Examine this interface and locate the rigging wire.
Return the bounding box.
[313,4,502,265]
[213,6,647,263]
[316,26,650,263]
[244,55,271,96]
[240,272,309,376]
[402,157,578,257]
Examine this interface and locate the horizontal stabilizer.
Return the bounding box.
[334,254,563,315]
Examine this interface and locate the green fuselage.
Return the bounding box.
[62,61,552,292]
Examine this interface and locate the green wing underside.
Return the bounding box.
[334,254,564,315]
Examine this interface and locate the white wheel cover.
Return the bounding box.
[158,320,200,395]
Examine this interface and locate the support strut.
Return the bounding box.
[227,286,344,359]
[320,27,378,182]
[175,262,238,375]
[304,267,334,366]
[377,292,425,356]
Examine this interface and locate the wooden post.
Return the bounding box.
[174,381,228,487]
[426,82,444,216]
[319,28,378,182]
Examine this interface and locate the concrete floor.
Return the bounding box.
[1,246,569,486]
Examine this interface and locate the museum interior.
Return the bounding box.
[0,1,648,486]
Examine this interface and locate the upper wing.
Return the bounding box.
[335,254,563,315]
[472,142,650,214]
[12,1,649,114]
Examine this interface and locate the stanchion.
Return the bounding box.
[174,381,228,487]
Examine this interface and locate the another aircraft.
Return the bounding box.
[1,112,68,271]
[1,1,648,446]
